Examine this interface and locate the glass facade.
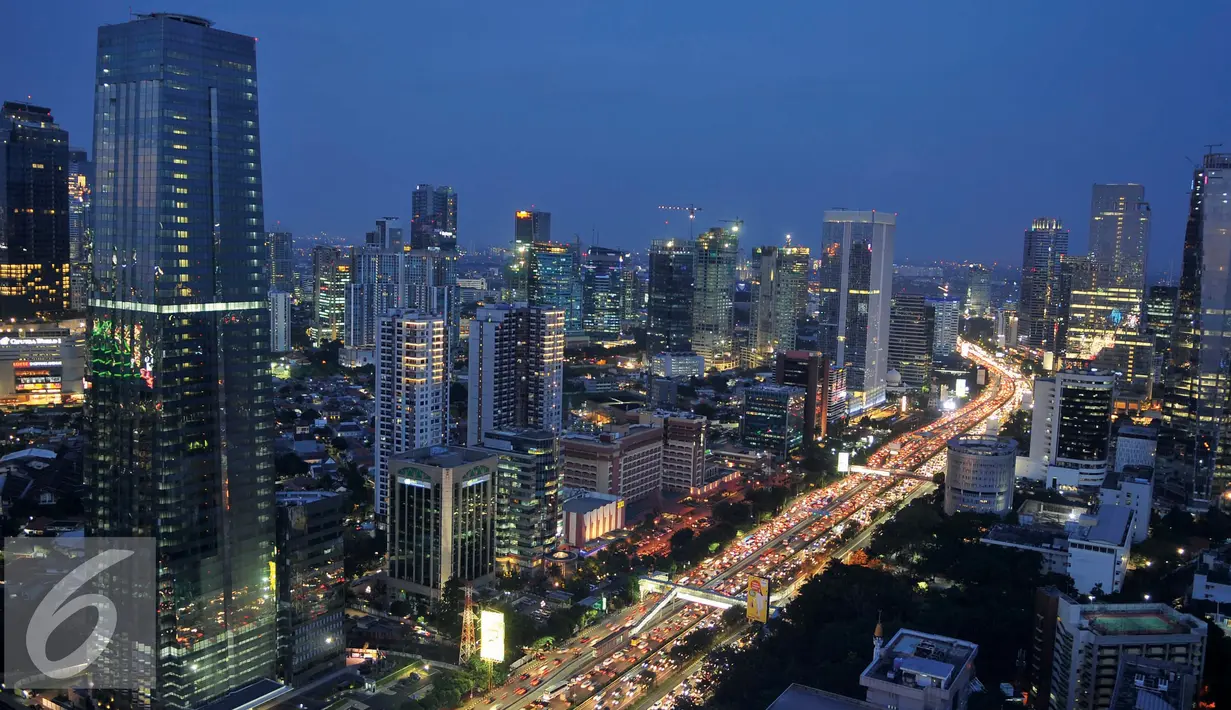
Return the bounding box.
[268,230,292,293]
[692,228,738,369]
[740,384,806,458]
[275,492,344,683]
[646,239,694,356]
[69,148,94,311]
[748,245,810,368]
[528,241,581,333]
[87,13,277,709]
[1019,218,1070,351]
[0,102,70,319]
[582,246,625,339]
[1162,153,1231,502]
[481,429,561,572]
[312,245,349,345]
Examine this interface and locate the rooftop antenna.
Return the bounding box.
[1206,143,1224,156]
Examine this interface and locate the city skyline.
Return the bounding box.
[4,2,1230,263]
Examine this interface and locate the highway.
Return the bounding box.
[486,339,1025,710]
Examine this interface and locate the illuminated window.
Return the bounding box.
[172,129,188,135]
[172,144,188,150]
[172,158,188,165]
[175,230,189,238]
[173,173,188,180]
[174,216,189,224]
[175,187,188,194]
[31,163,45,169]
[174,201,188,209]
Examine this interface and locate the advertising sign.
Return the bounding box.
[480,609,505,662]
[837,452,851,473]
[746,576,770,623]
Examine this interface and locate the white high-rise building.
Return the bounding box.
[374,311,448,521]
[270,289,291,353]
[1028,369,1116,488]
[467,304,564,447]
[926,296,961,358]
[818,210,895,414]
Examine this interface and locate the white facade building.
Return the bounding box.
[467,304,565,447]
[1113,423,1158,472]
[943,435,1016,516]
[818,210,895,414]
[1027,369,1116,488]
[1098,467,1153,544]
[650,352,706,380]
[270,289,291,353]
[374,311,448,521]
[926,297,961,358]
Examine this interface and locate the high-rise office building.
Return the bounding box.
[1061,259,1154,406]
[1162,153,1231,503]
[966,265,991,317]
[741,384,806,458]
[480,428,561,572]
[1019,218,1070,351]
[268,230,293,293]
[646,239,694,357]
[1029,369,1116,488]
[748,245,810,368]
[87,14,279,708]
[692,227,739,370]
[508,209,550,300]
[365,217,403,250]
[528,241,581,333]
[1,101,69,319]
[270,290,292,353]
[926,296,961,358]
[346,244,401,350]
[1089,184,1150,293]
[775,350,842,442]
[411,184,458,249]
[467,305,564,446]
[68,148,93,311]
[1146,284,1178,384]
[944,435,1016,516]
[818,210,895,413]
[387,447,497,607]
[312,245,349,345]
[887,292,932,389]
[374,311,447,522]
[275,491,345,685]
[582,246,625,339]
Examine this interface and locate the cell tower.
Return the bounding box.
[459,584,479,664]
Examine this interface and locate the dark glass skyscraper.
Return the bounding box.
[268,230,292,293]
[1018,217,1070,351]
[646,238,694,356]
[1162,153,1231,504]
[582,246,625,339]
[88,14,279,708]
[69,147,94,311]
[0,101,70,319]
[411,184,459,249]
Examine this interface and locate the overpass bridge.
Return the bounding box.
[632,574,782,634]
[849,464,934,481]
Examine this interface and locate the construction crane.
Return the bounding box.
[659,204,703,238]
[720,217,744,234]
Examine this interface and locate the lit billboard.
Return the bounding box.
[837,452,851,473]
[746,576,770,623]
[956,378,968,398]
[480,609,505,662]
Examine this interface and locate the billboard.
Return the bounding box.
[480,609,505,662]
[837,452,851,473]
[746,576,770,623]
[955,378,968,398]
[13,362,62,393]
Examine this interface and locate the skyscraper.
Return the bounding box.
[87,13,278,708]
[926,296,961,358]
[1162,153,1231,503]
[966,265,991,317]
[312,246,350,345]
[582,246,625,340]
[365,217,403,250]
[818,210,895,413]
[1,101,70,319]
[508,209,551,301]
[692,227,739,370]
[1089,184,1150,292]
[1019,218,1070,351]
[528,241,581,333]
[774,351,841,443]
[1029,369,1116,488]
[270,290,292,353]
[374,311,448,523]
[887,292,932,389]
[268,230,293,293]
[467,305,564,446]
[68,148,93,311]
[748,244,810,368]
[1061,258,1154,405]
[646,239,694,357]
[411,184,459,249]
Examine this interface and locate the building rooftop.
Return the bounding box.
[393,445,494,470]
[1109,656,1196,710]
[562,491,623,515]
[766,683,880,710]
[861,629,978,692]
[1075,504,1133,546]
[947,435,1016,457]
[1018,499,1087,526]
[1103,466,1154,490]
[1116,423,1159,440]
[275,490,339,506]
[1081,604,1202,637]
[985,523,1068,549]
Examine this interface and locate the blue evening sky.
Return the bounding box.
[5,1,1229,272]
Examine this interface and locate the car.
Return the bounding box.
[530,678,542,687]
[553,658,563,666]
[515,687,529,696]
[519,673,531,681]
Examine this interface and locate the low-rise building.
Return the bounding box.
[1193,544,1231,633]
[634,409,708,493]
[651,351,705,380]
[983,503,1134,595]
[861,628,979,710]
[1113,422,1157,473]
[1108,656,1198,710]
[1098,466,1152,544]
[561,489,626,547]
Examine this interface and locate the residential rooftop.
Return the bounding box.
[392,445,494,470]
[766,683,879,710]
[1081,605,1202,637]
[861,629,978,692]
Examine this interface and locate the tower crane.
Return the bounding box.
[658,204,703,238]
[719,217,744,234]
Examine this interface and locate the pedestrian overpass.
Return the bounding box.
[631,574,781,634]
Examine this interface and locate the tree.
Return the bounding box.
[434,577,467,635]
[275,452,310,479]
[693,402,717,418]
[721,604,747,628]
